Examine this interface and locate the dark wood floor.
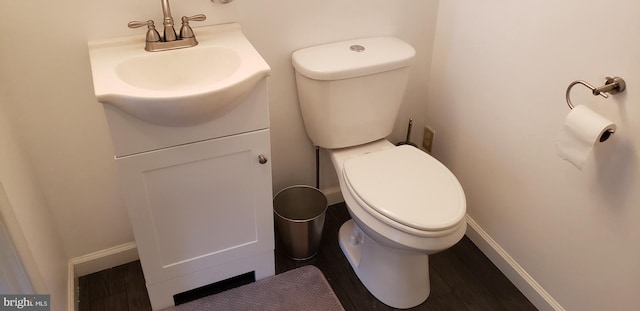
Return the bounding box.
[78,256,152,310]
[79,203,537,311]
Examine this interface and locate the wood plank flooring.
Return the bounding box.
[79,203,537,311]
[78,256,151,310]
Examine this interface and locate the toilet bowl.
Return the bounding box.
[291,37,467,308]
[330,139,466,308]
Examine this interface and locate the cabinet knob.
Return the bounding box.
[258,154,268,164]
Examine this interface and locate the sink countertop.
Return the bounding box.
[88,23,271,100]
[87,23,271,127]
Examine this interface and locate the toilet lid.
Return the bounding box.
[343,145,466,232]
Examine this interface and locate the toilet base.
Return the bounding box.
[338,219,430,309]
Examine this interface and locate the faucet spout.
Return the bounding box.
[161,0,177,41]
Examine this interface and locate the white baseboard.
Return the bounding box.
[68,242,139,311]
[321,186,344,206]
[465,215,564,311]
[70,241,139,277]
[67,260,76,311]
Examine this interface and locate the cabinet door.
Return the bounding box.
[117,129,273,285]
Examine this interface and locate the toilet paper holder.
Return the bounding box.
[565,76,626,109]
[565,77,625,142]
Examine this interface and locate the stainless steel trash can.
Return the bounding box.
[273,185,328,260]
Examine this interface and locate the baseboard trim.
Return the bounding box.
[321,186,344,206]
[465,215,564,311]
[67,260,76,311]
[68,242,139,310]
[70,241,139,277]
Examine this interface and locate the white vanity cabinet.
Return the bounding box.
[103,80,275,310]
[88,23,275,310]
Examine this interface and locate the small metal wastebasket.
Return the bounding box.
[273,185,328,260]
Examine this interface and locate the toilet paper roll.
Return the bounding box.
[556,105,616,170]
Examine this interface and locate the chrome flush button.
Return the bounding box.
[350,44,365,52]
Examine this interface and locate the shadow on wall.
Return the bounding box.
[593,138,637,209]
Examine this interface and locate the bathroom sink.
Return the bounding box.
[88,23,270,126]
[115,47,240,91]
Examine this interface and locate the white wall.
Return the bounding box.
[0,0,439,262]
[428,1,640,310]
[0,0,135,260]
[0,102,68,308]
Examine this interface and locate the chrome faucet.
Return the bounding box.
[128,0,206,52]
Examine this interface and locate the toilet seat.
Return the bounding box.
[343,145,466,236]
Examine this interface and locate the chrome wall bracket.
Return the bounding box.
[566,76,626,109]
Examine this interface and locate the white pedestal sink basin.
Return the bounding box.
[88,23,271,127]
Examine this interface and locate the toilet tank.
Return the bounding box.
[292,37,415,149]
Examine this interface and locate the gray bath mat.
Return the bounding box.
[164,265,345,311]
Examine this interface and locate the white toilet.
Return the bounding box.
[292,37,467,309]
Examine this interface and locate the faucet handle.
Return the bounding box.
[183,14,207,22]
[128,20,161,42]
[180,14,207,38]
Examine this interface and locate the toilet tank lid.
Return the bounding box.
[292,37,415,81]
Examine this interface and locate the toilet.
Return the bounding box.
[292,37,467,309]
